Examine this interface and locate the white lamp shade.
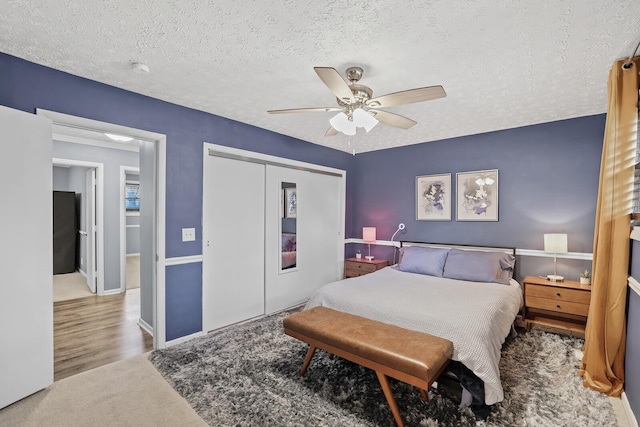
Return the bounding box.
[352,108,378,132]
[343,120,356,135]
[330,112,356,135]
[544,234,568,253]
[362,227,377,243]
[329,112,347,130]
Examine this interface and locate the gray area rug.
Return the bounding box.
[149,310,616,426]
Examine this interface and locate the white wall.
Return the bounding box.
[52,166,69,190]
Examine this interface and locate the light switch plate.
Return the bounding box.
[182,227,196,242]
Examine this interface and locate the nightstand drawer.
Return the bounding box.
[345,261,378,274]
[526,296,589,316]
[525,284,591,305]
[344,258,388,278]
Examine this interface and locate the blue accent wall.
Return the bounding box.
[627,239,640,421]
[165,262,203,341]
[349,116,604,269]
[628,288,640,421]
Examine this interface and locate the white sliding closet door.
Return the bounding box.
[264,166,342,314]
[202,156,265,332]
[300,171,343,284]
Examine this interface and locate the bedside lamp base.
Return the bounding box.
[365,256,374,261]
[547,274,564,282]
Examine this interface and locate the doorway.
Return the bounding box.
[38,108,167,352]
[120,166,141,294]
[52,159,104,299]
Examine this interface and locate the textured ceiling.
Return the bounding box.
[1,1,639,153]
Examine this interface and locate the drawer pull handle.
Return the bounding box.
[556,293,561,297]
[556,305,561,309]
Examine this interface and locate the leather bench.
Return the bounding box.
[283,306,453,427]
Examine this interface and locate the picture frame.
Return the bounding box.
[456,169,498,221]
[416,173,451,221]
[280,189,285,218]
[284,187,297,218]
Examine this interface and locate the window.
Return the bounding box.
[125,183,140,211]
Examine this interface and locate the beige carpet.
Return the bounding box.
[52,272,93,302]
[126,255,140,290]
[53,256,139,302]
[0,353,206,427]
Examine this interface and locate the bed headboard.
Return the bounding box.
[399,241,516,257]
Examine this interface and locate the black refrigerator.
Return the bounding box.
[53,191,77,274]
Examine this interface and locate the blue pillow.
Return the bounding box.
[442,248,515,285]
[398,246,451,277]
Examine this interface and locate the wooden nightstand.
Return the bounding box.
[344,258,388,278]
[522,275,591,335]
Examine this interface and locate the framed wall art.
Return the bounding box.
[416,173,451,221]
[284,187,297,218]
[456,169,498,221]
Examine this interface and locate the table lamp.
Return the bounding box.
[363,227,376,261]
[544,233,568,282]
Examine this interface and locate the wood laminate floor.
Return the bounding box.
[54,288,153,381]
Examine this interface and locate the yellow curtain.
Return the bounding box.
[579,56,639,396]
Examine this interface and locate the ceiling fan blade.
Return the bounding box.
[314,67,355,103]
[267,107,341,114]
[369,109,417,129]
[367,85,446,108]
[324,126,338,137]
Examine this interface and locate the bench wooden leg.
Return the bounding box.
[300,345,317,377]
[419,388,428,401]
[375,371,404,427]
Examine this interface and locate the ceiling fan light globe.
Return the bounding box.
[342,121,356,135]
[329,112,349,132]
[353,108,379,132]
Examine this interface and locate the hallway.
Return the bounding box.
[54,288,152,381]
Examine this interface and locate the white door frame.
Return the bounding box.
[52,158,105,295]
[37,109,167,349]
[120,166,140,292]
[86,168,97,293]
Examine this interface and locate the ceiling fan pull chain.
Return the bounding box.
[351,132,357,156]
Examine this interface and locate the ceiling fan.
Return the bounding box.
[268,66,446,136]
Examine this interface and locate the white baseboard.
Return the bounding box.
[629,276,640,297]
[165,331,205,347]
[137,318,153,337]
[623,391,639,427]
[126,253,140,257]
[103,288,122,296]
[77,268,87,277]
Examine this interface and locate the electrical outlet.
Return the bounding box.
[182,228,196,242]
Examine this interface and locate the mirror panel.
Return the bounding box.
[281,182,297,271]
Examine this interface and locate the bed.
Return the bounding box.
[305,242,523,407]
